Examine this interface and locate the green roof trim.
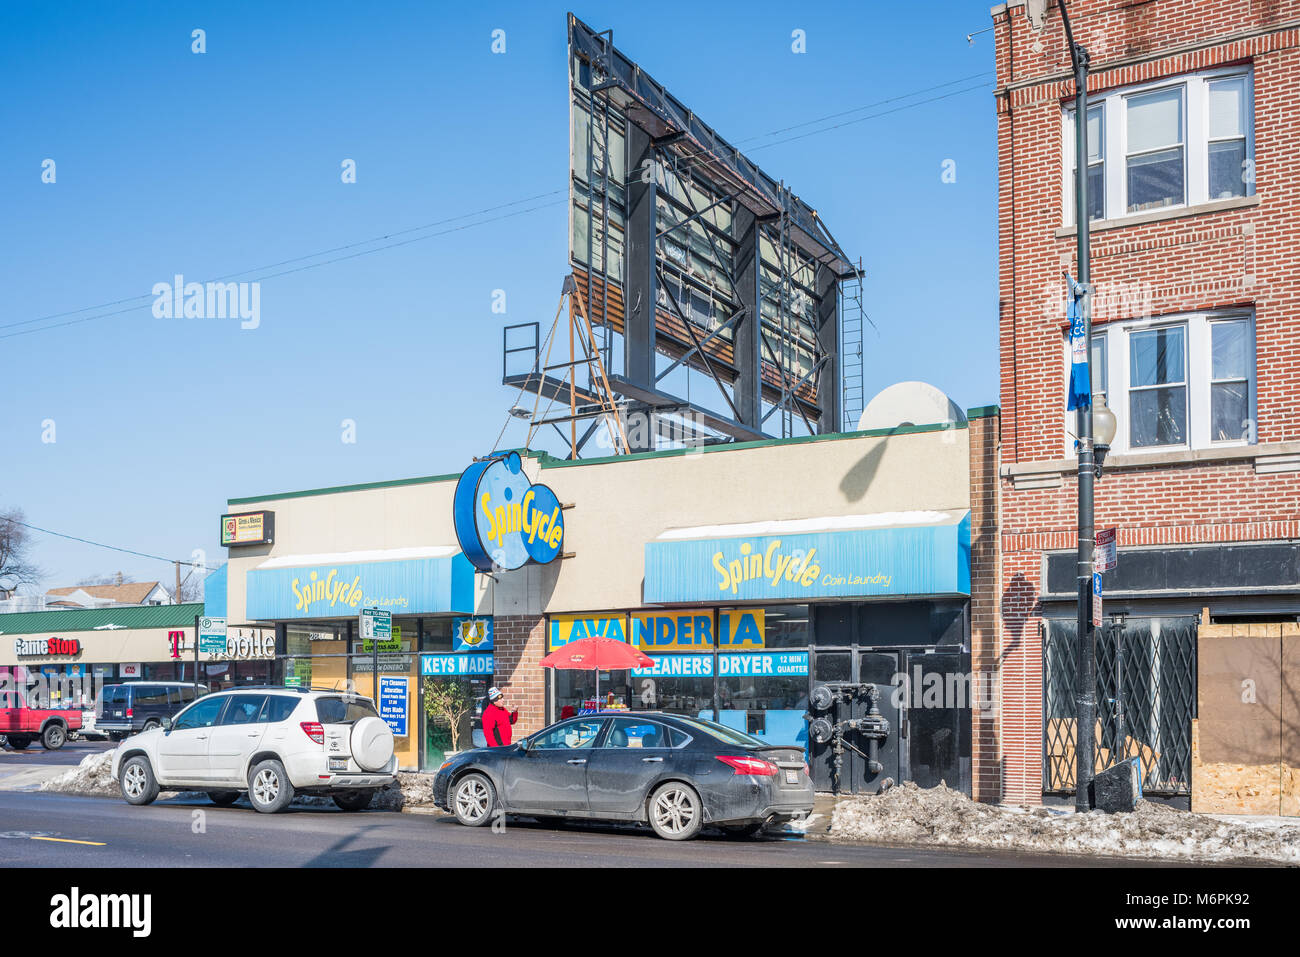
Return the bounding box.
[540,421,966,470]
[0,603,206,636]
[966,405,1001,420]
[227,472,462,506]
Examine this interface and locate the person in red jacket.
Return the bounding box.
[481,686,518,747]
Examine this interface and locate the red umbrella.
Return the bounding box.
[539,635,654,706]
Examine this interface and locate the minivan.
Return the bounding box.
[96,683,208,740]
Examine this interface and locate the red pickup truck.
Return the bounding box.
[0,690,81,750]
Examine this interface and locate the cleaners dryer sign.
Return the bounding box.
[454,451,564,572]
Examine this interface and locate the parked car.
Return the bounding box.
[0,689,83,750]
[72,707,109,741]
[110,686,397,813]
[96,682,207,740]
[433,712,813,840]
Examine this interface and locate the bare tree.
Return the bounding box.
[177,572,204,603]
[0,508,42,593]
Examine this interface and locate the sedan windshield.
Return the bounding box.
[670,716,767,748]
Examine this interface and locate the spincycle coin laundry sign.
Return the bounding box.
[454,452,564,572]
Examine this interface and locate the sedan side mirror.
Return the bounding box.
[161,717,173,732]
[516,738,529,753]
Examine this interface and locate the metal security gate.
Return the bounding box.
[1043,616,1196,796]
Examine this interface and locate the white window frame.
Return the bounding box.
[1062,310,1256,455]
[1062,67,1254,226]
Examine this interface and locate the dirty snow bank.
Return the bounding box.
[39,748,442,811]
[831,781,1300,864]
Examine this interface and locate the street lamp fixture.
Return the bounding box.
[1092,393,1118,476]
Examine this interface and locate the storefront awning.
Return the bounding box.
[644,510,970,604]
[246,546,475,620]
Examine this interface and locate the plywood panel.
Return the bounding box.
[1191,718,1283,815]
[1197,636,1280,766]
[1282,635,1300,817]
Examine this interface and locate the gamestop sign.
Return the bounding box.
[14,637,82,658]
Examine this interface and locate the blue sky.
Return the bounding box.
[1,0,997,589]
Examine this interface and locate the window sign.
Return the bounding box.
[453,617,494,652]
[378,677,409,737]
[421,654,494,677]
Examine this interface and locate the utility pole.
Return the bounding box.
[1059,0,1097,813]
[174,560,182,606]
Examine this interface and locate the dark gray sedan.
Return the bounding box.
[432,711,813,840]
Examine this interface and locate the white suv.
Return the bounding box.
[111,687,397,813]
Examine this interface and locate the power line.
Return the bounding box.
[0,197,566,341]
[13,520,218,570]
[5,70,994,342]
[0,190,568,335]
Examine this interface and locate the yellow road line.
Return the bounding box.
[30,836,106,846]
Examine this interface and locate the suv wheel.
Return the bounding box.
[120,756,160,806]
[332,790,373,812]
[42,724,67,750]
[452,773,496,827]
[208,791,240,807]
[6,735,31,750]
[248,759,294,813]
[648,782,704,841]
[142,719,161,732]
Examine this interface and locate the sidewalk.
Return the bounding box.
[0,756,75,792]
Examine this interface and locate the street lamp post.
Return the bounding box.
[1057,0,1099,812]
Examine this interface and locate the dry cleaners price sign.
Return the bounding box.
[378,676,409,737]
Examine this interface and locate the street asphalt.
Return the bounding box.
[0,790,1182,867]
[0,738,116,766]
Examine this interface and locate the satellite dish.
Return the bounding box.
[858,381,967,432]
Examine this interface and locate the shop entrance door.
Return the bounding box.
[902,649,972,793]
[807,650,902,794]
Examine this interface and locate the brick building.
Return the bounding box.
[991,0,1300,810]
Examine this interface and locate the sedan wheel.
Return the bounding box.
[452,773,496,827]
[648,782,703,841]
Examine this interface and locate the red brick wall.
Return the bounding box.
[968,410,1003,803]
[491,615,547,735]
[993,1,1300,804]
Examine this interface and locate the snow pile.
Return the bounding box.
[831,781,1300,864]
[39,749,123,797]
[38,747,442,811]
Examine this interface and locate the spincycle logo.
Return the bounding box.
[453,452,564,572]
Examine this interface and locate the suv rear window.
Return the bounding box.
[315,696,378,724]
[260,696,300,723]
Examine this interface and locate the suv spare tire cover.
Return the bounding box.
[350,717,394,772]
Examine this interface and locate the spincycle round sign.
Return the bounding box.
[453,452,564,572]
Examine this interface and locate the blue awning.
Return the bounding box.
[644,510,970,604]
[246,547,475,620]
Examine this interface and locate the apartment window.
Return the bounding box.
[1210,318,1252,441]
[1063,69,1253,225]
[1063,312,1255,453]
[1128,324,1187,447]
[1126,87,1185,212]
[1208,76,1249,199]
[1068,106,1105,221]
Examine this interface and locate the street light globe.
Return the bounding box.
[1092,393,1118,447]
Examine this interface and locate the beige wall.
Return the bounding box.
[1,626,194,667]
[223,427,971,622]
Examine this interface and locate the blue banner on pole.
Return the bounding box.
[1066,275,1091,412]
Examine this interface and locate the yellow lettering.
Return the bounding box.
[712,552,730,593]
[479,492,497,545]
[291,578,303,611]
